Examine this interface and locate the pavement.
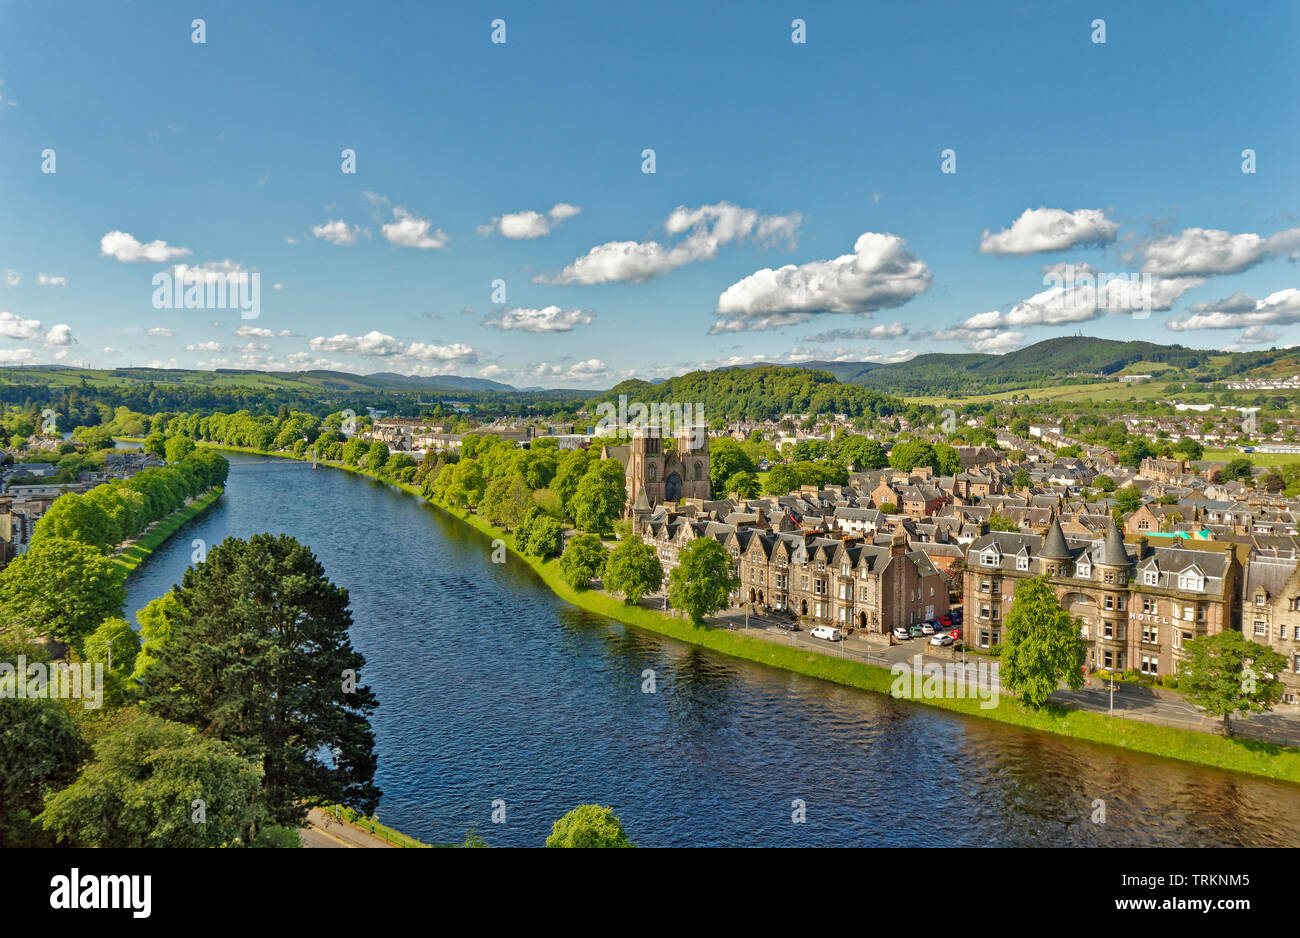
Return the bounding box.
[299,807,396,848]
[708,605,1300,748]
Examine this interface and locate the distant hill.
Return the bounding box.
[736,337,1293,397]
[365,371,517,392]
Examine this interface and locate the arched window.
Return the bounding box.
[647,463,657,481]
[694,461,703,480]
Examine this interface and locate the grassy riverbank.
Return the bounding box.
[197,442,1300,785]
[112,487,224,579]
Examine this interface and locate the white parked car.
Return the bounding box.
[892,627,911,641]
[929,633,955,646]
[810,625,844,642]
[920,623,935,635]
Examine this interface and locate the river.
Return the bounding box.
[123,453,1300,847]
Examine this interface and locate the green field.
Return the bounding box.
[1202,448,1300,468]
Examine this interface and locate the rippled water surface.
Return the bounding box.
[125,454,1300,847]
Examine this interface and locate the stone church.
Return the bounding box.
[603,428,711,513]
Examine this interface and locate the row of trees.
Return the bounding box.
[31,449,228,556]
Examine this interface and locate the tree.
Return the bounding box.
[164,435,196,464]
[0,692,87,846]
[1118,439,1153,469]
[366,441,389,474]
[130,592,185,687]
[838,437,888,471]
[1013,468,1031,491]
[83,616,141,679]
[40,710,265,848]
[552,448,593,521]
[708,439,756,495]
[889,440,936,473]
[572,460,627,534]
[559,534,609,591]
[1221,457,1255,483]
[1113,486,1143,514]
[668,538,738,625]
[143,432,168,458]
[1178,630,1288,736]
[499,476,534,530]
[724,471,760,499]
[545,804,634,848]
[602,540,663,605]
[987,512,1018,532]
[998,576,1086,708]
[31,493,114,553]
[762,464,800,496]
[139,534,380,825]
[523,515,565,559]
[1093,474,1117,492]
[933,442,962,476]
[0,537,126,647]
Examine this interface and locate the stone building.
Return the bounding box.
[1242,546,1300,707]
[607,428,710,511]
[963,516,1240,677]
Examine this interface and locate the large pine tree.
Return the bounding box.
[140,533,380,824]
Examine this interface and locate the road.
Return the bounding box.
[710,607,1300,747]
[299,807,396,848]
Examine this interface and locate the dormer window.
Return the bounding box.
[1016,556,1029,571]
[1076,562,1091,578]
[1178,572,1204,592]
[1256,593,1266,606]
[981,549,999,566]
[1144,570,1158,586]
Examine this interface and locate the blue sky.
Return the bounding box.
[0,0,1297,388]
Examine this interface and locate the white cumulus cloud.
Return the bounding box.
[100,231,192,263]
[979,207,1118,255]
[483,306,594,332]
[711,232,931,333]
[537,202,801,285]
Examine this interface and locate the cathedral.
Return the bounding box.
[603,427,711,513]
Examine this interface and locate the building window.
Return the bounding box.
[1143,598,1155,614]
[1255,593,1266,606]
[1104,571,1115,584]
[1254,620,1267,637]
[1016,556,1029,571]
[1104,596,1114,611]
[1142,625,1158,645]
[1144,570,1158,586]
[1140,656,1158,676]
[981,550,998,566]
[1178,573,1204,591]
[1077,563,1090,578]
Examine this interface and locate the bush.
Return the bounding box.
[1159,674,1179,689]
[988,642,1002,657]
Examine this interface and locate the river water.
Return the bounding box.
[123,454,1300,847]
